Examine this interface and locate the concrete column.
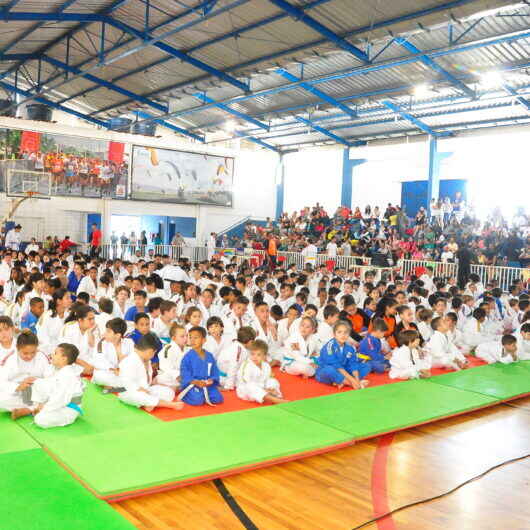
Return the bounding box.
[341,148,367,208]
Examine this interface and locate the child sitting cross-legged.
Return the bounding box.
[217,326,256,390]
[92,317,134,390]
[315,321,370,390]
[118,334,183,412]
[281,316,319,378]
[237,339,287,404]
[425,316,468,371]
[357,318,391,373]
[29,343,85,429]
[178,326,223,406]
[154,323,188,390]
[389,329,431,380]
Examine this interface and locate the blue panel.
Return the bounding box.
[167,217,197,239]
[87,213,102,243]
[440,179,467,202]
[402,179,467,216]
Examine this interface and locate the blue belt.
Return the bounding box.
[67,402,83,415]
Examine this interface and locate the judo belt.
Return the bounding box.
[67,402,83,415]
[283,356,295,366]
[177,383,215,406]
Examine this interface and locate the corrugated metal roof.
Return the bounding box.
[1,0,529,147]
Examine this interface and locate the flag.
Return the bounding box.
[108,141,125,164]
[19,130,41,154]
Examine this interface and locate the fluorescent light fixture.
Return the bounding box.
[479,71,504,88]
[413,83,431,98]
[223,120,236,132]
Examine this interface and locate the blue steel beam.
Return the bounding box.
[147,27,530,126]
[0,80,108,127]
[295,116,351,146]
[82,0,481,116]
[377,101,451,137]
[276,68,357,119]
[234,130,279,152]
[502,83,530,112]
[42,55,168,113]
[193,93,269,130]
[395,37,475,99]
[1,0,22,13]
[267,0,369,63]
[0,9,250,93]
[134,111,204,142]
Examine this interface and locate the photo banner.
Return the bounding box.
[131,145,234,206]
[0,128,128,199]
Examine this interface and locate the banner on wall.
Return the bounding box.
[131,145,234,207]
[0,128,128,199]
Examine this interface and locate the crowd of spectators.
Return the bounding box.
[223,195,530,269]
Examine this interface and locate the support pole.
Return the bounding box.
[427,136,452,214]
[275,153,285,220]
[341,148,366,209]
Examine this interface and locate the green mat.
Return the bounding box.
[41,407,352,496]
[279,380,498,439]
[0,413,39,455]
[430,361,530,400]
[17,383,159,443]
[0,449,134,530]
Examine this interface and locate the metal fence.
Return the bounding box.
[398,259,458,279]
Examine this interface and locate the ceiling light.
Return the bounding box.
[223,120,236,132]
[479,71,504,88]
[413,83,431,98]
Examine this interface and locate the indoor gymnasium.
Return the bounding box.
[1,1,530,529]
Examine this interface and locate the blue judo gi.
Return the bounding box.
[358,334,390,374]
[179,349,224,406]
[315,339,370,385]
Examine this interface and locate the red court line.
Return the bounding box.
[371,434,397,530]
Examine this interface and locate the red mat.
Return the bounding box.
[149,355,487,422]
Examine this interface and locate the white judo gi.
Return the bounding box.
[36,312,66,358]
[32,365,85,428]
[59,321,99,367]
[154,342,188,389]
[204,334,232,360]
[389,345,431,380]
[236,358,281,403]
[475,342,516,364]
[92,338,135,387]
[0,351,53,411]
[118,352,175,408]
[462,318,496,349]
[425,330,466,370]
[281,331,318,377]
[216,340,249,390]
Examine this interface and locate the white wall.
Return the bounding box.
[0,113,279,243]
[283,147,343,213]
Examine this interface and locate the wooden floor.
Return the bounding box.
[113,397,530,530]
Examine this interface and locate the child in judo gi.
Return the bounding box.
[154,323,188,390]
[178,326,224,406]
[0,330,53,417]
[118,334,184,412]
[315,321,370,390]
[475,334,519,364]
[217,326,256,390]
[236,339,287,404]
[425,316,468,371]
[29,343,85,428]
[389,329,431,380]
[357,318,391,373]
[92,317,134,389]
[281,316,319,378]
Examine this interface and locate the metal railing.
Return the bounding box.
[398,259,458,279]
[470,264,525,292]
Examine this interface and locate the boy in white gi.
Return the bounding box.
[445,312,470,355]
[315,305,340,351]
[462,308,495,350]
[217,326,256,390]
[426,317,468,371]
[26,343,85,428]
[0,331,53,416]
[515,323,530,360]
[204,316,231,360]
[92,318,134,389]
[154,323,188,390]
[281,316,319,378]
[389,329,431,380]
[0,316,16,364]
[236,339,287,404]
[476,334,518,364]
[118,334,184,412]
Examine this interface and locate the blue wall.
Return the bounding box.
[87,213,102,242]
[140,215,196,243]
[401,179,467,217]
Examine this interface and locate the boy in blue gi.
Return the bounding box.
[315,321,370,390]
[127,313,161,367]
[358,318,391,374]
[178,326,224,406]
[21,297,45,335]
